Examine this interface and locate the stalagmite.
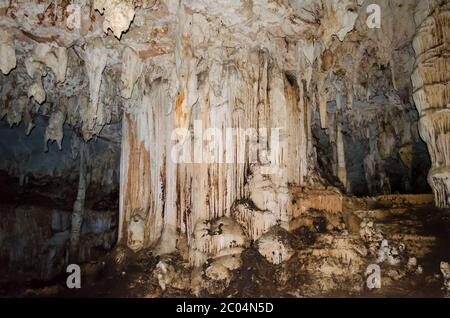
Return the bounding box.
[44,109,66,151]
[189,217,248,267]
[412,0,450,207]
[248,166,292,227]
[335,8,358,42]
[128,214,145,252]
[0,28,16,75]
[0,0,448,298]
[22,96,35,135]
[27,82,46,105]
[256,227,295,265]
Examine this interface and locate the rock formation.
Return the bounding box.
[0,0,449,298]
[412,0,450,207]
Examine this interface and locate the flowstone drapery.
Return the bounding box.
[412,0,450,207]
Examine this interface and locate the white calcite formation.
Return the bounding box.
[120,46,142,99]
[127,214,146,252]
[0,28,16,74]
[23,43,67,106]
[115,0,378,255]
[82,38,108,140]
[32,43,68,83]
[25,57,46,105]
[231,200,277,241]
[256,227,295,265]
[94,0,136,39]
[44,108,65,151]
[154,255,191,291]
[189,217,248,267]
[412,0,450,207]
[5,95,26,128]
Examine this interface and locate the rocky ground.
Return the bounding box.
[2,196,449,298]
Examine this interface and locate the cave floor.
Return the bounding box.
[3,196,449,298]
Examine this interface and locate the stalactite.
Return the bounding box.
[320,0,359,44]
[93,0,135,39]
[120,47,143,99]
[412,0,450,207]
[84,38,107,113]
[292,78,310,186]
[25,58,46,105]
[256,227,295,265]
[32,44,68,83]
[231,201,277,241]
[119,78,169,250]
[0,28,16,75]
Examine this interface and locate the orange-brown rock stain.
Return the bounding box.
[122,115,152,245]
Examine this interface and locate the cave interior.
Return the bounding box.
[0,0,450,298]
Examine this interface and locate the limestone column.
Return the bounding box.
[412,0,450,207]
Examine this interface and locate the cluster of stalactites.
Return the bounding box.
[116,0,372,256]
[0,32,144,147]
[0,36,70,149]
[0,0,141,146]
